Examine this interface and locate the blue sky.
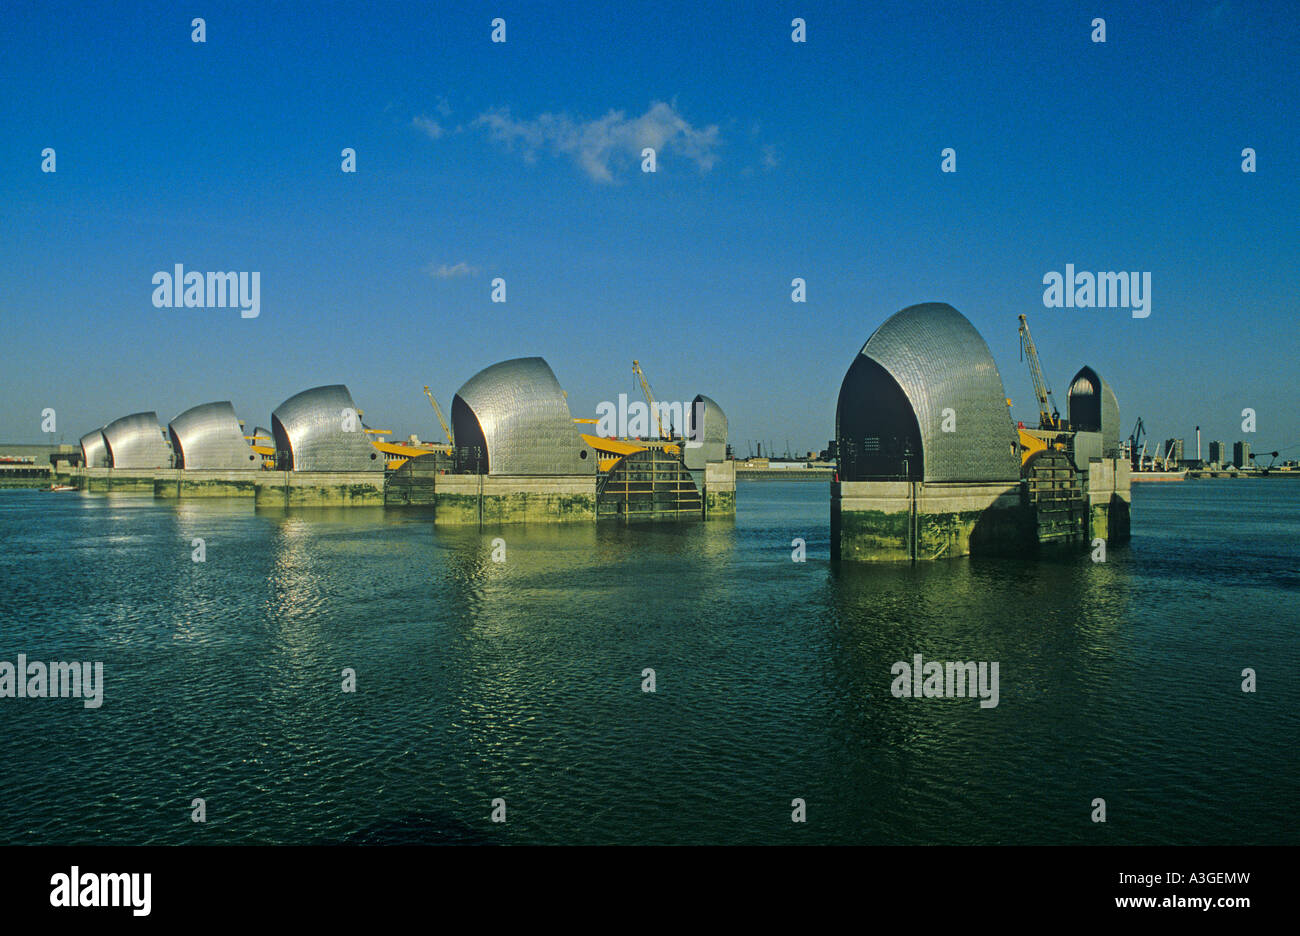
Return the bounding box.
[2,0,1296,459]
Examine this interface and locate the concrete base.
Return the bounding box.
[65,463,736,524]
[253,471,385,507]
[1085,458,1131,544]
[431,474,596,524]
[80,467,157,493]
[152,468,259,499]
[72,467,383,506]
[833,459,1133,561]
[704,461,736,517]
[833,480,1027,561]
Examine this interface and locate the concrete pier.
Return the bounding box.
[63,460,736,524]
[832,458,1131,561]
[428,474,597,524]
[704,460,736,517]
[1083,457,1131,543]
[832,480,1027,561]
[72,467,383,506]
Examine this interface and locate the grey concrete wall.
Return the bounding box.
[432,474,596,524]
[704,460,736,516]
[1085,457,1131,543]
[833,479,1026,561]
[69,466,384,505]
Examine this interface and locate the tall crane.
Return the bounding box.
[423,385,454,447]
[1127,417,1147,470]
[1018,314,1063,431]
[631,360,667,440]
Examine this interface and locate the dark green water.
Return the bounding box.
[0,480,1295,844]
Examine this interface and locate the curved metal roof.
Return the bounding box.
[271,384,383,471]
[169,401,259,469]
[839,302,1020,483]
[80,429,109,468]
[684,393,727,470]
[102,412,171,469]
[451,357,593,475]
[1068,366,1121,456]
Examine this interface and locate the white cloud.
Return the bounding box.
[412,115,445,140]
[473,101,721,183]
[426,261,477,279]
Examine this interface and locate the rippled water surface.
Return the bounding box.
[0,480,1295,844]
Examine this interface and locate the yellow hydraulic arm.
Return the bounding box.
[1017,313,1062,431]
[423,385,454,447]
[631,360,667,440]
[579,433,680,472]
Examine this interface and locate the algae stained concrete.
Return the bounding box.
[1085,458,1132,544]
[704,460,737,517]
[833,480,1028,561]
[432,475,597,525]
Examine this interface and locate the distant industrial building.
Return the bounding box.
[1208,441,1227,467]
[0,444,81,483]
[1234,441,1252,468]
[1163,438,1185,465]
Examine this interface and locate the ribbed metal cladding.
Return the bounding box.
[1068,366,1121,457]
[451,357,593,475]
[80,430,109,468]
[845,302,1020,483]
[101,412,171,469]
[169,401,260,469]
[271,384,383,471]
[684,393,727,470]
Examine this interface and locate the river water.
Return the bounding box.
[0,480,1295,844]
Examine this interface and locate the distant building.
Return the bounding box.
[1234,441,1252,468]
[1208,441,1227,467]
[1163,438,1184,464]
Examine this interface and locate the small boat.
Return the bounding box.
[44,484,76,492]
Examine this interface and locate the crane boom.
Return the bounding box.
[423,385,454,447]
[1018,314,1062,431]
[631,360,666,440]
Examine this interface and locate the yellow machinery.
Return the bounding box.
[631,359,667,440]
[246,433,275,457]
[1017,428,1049,463]
[245,430,276,468]
[1014,314,1068,466]
[353,408,438,471]
[580,433,680,472]
[1018,314,1064,431]
[423,385,454,449]
[578,361,683,471]
[369,440,434,470]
